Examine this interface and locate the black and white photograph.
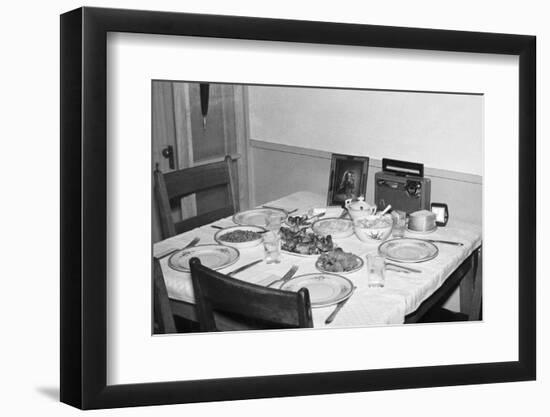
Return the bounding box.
[52,3,539,413]
[152,81,483,334]
[327,154,369,206]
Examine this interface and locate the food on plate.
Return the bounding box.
[317,248,362,272]
[286,215,310,231]
[218,229,262,243]
[355,216,393,229]
[280,226,335,255]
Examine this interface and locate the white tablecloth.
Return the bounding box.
[154,191,482,328]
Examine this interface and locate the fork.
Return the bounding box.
[262,205,298,215]
[266,265,299,288]
[154,237,200,260]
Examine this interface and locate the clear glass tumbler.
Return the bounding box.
[367,253,386,288]
[391,210,407,238]
[265,212,283,231]
[263,231,281,264]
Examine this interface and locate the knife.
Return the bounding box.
[262,205,298,214]
[386,266,410,274]
[421,239,464,246]
[325,286,357,324]
[386,262,422,273]
[227,259,263,276]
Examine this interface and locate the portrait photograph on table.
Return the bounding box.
[152,81,483,335]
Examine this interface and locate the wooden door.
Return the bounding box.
[152,81,179,243]
[152,81,249,242]
[182,83,237,217]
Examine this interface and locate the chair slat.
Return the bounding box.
[164,162,230,200]
[154,156,238,239]
[190,258,313,331]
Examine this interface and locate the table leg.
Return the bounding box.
[459,247,482,320]
[459,256,474,317]
[470,247,482,320]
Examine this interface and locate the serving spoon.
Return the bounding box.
[378,204,392,217]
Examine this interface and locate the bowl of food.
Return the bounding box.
[214,225,266,249]
[353,214,393,242]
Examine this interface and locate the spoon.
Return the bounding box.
[378,204,392,217]
[307,212,326,222]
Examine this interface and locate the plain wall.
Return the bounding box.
[248,86,484,176]
[250,141,483,312]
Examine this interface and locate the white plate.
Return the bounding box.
[214,225,266,249]
[168,244,240,272]
[378,238,438,263]
[233,208,287,227]
[407,225,438,235]
[281,273,354,307]
[311,217,354,239]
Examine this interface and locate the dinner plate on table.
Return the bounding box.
[311,217,354,239]
[233,208,287,227]
[378,238,438,263]
[168,244,240,272]
[280,273,354,307]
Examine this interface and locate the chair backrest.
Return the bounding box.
[154,155,238,239]
[189,258,313,331]
[153,258,176,334]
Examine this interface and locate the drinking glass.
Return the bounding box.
[263,231,281,264]
[265,213,282,231]
[366,253,386,287]
[391,210,407,238]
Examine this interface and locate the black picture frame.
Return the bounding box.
[60,6,536,410]
[327,154,369,206]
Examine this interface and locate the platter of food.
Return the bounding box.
[280,273,354,307]
[233,208,287,227]
[311,217,354,239]
[315,248,364,274]
[168,244,240,272]
[214,225,266,249]
[280,226,335,257]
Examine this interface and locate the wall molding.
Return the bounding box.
[250,138,482,185]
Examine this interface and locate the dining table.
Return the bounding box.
[153,191,482,328]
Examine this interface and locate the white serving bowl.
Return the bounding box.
[214,225,266,249]
[353,214,393,242]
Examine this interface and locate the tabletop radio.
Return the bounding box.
[374,158,431,214]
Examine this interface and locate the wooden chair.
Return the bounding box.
[154,155,238,239]
[152,258,176,334]
[189,258,313,331]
